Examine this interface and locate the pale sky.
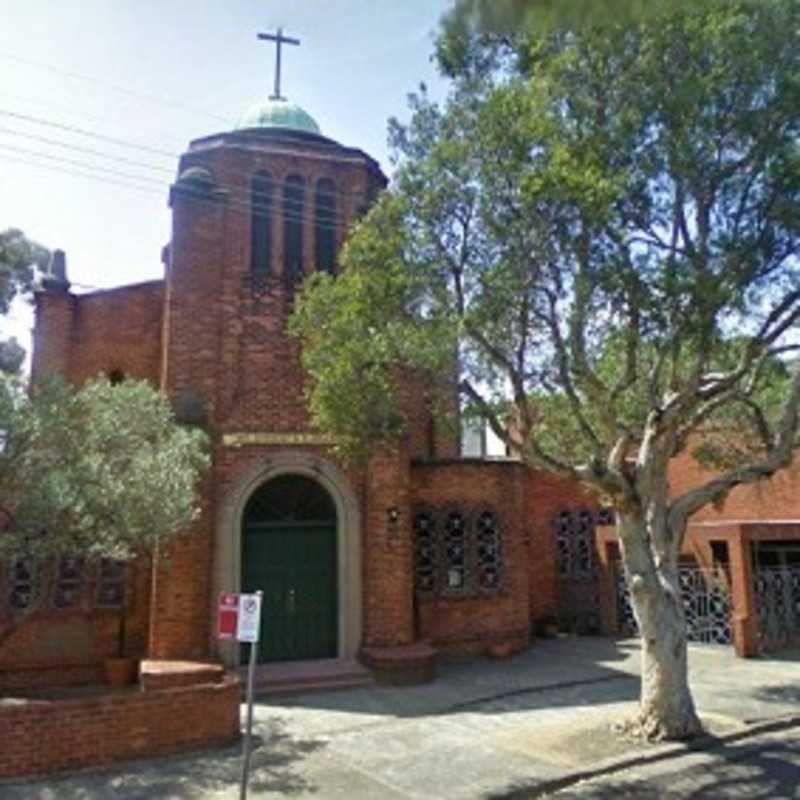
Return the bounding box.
[0,0,454,357]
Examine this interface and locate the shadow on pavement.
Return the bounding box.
[486,730,800,799]
[752,682,800,706]
[262,637,641,721]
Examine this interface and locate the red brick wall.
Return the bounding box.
[28,128,462,669]
[149,131,423,660]
[524,471,600,624]
[32,281,164,386]
[0,675,240,779]
[364,447,414,647]
[0,562,151,691]
[669,448,800,522]
[409,460,531,654]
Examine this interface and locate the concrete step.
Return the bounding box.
[240,658,374,697]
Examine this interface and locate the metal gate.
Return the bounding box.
[754,566,800,651]
[553,508,613,633]
[616,564,733,645]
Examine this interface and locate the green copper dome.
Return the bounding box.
[236,98,321,135]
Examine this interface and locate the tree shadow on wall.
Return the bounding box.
[4,717,326,800]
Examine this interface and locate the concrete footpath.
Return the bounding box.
[552,726,800,798]
[4,637,799,799]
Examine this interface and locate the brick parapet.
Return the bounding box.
[32,281,164,387]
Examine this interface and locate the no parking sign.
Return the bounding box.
[217,592,262,642]
[218,589,263,800]
[237,594,262,642]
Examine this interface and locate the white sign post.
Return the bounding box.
[238,591,262,800]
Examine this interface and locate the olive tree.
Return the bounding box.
[0,375,209,648]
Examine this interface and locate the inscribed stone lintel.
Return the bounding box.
[222,431,335,448]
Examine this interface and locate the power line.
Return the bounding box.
[0,143,168,188]
[0,109,177,159]
[0,152,166,197]
[0,107,384,207]
[0,126,175,175]
[0,50,231,126]
[0,133,372,231]
[0,147,359,233]
[0,89,191,150]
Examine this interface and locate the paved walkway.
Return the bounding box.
[554,727,800,798]
[4,637,799,799]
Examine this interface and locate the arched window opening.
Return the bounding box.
[251,172,273,276]
[315,178,337,273]
[283,175,305,283]
[54,557,84,609]
[8,558,36,611]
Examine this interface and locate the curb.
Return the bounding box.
[506,712,800,799]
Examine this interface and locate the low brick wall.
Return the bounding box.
[0,673,240,779]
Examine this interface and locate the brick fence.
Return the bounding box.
[0,672,240,780]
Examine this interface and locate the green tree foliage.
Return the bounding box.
[293,0,800,738]
[436,0,698,77]
[0,376,209,561]
[0,228,49,375]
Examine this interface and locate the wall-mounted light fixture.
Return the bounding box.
[386,506,401,546]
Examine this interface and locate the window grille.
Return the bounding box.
[475,509,503,592]
[553,508,614,580]
[96,559,125,608]
[413,505,504,597]
[54,557,83,609]
[412,508,436,595]
[442,509,468,594]
[8,558,35,611]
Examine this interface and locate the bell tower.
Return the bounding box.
[149,32,387,661]
[161,34,386,435]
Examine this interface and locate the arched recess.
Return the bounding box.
[214,451,362,665]
[282,174,305,282]
[315,178,337,273]
[250,171,273,276]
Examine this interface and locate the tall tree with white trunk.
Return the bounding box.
[292,0,800,739]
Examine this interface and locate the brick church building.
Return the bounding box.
[18,87,596,687]
[4,71,800,692]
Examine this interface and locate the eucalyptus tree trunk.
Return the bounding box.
[618,511,702,741]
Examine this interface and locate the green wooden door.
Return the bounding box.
[241,475,338,663]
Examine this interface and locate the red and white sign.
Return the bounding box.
[218,592,240,640]
[217,592,262,642]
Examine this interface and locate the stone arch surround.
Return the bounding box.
[214,450,362,665]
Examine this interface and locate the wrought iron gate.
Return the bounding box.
[754,566,800,651]
[553,508,613,633]
[616,564,733,645]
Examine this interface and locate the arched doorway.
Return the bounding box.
[241,474,338,662]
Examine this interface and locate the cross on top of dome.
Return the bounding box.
[236,26,321,136]
[257,27,300,102]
